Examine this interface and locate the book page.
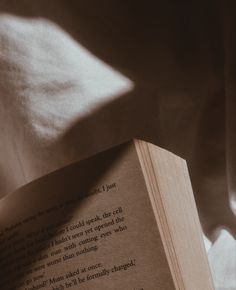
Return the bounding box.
[0,142,174,290]
[135,140,215,290]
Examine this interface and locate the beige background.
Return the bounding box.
[0,1,235,289]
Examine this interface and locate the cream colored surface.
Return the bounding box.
[135,140,214,290]
[0,142,175,290]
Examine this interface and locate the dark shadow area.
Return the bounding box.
[0,0,224,82]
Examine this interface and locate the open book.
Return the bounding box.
[0,139,214,290]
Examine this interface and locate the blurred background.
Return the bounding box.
[0,1,235,288]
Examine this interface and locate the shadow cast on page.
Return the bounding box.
[0,143,129,289]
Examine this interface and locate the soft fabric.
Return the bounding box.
[0,1,235,289]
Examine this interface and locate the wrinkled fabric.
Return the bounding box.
[0,1,235,289]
